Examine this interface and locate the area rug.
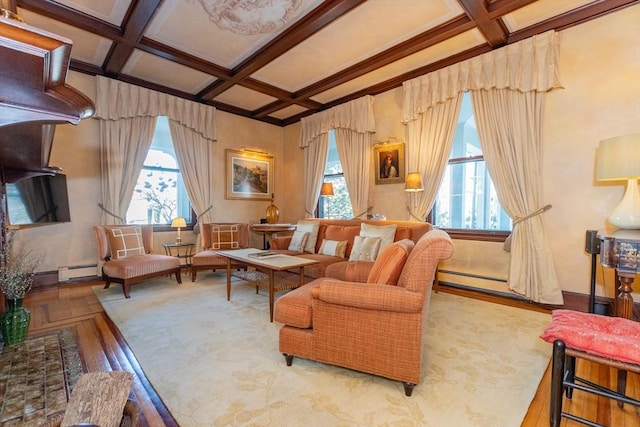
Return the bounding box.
[0,328,83,426]
[94,274,551,427]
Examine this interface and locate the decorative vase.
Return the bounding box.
[266,193,279,224]
[1,297,31,346]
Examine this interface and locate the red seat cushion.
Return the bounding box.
[540,309,640,365]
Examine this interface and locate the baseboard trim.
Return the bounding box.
[438,281,638,320]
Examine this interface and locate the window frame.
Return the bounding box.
[126,118,196,231]
[427,96,511,242]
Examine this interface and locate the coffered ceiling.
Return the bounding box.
[13,0,638,126]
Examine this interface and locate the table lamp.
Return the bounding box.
[320,182,334,218]
[596,133,640,229]
[171,217,187,243]
[405,172,424,221]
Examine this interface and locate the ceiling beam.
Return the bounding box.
[103,0,162,76]
[457,0,508,47]
[17,0,122,39]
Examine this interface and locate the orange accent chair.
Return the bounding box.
[191,223,250,281]
[93,225,181,298]
[273,229,454,396]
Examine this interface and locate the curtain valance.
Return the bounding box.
[94,76,217,141]
[300,95,375,148]
[401,31,562,123]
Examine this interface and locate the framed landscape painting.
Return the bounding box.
[374,141,405,185]
[225,149,274,200]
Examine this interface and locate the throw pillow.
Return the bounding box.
[367,239,415,285]
[318,239,348,258]
[296,220,320,253]
[288,231,309,252]
[348,235,382,262]
[107,226,145,259]
[211,224,241,250]
[360,223,397,256]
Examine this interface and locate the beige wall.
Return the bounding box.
[13,6,639,298]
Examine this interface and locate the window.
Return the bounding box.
[430,93,511,237]
[318,131,353,219]
[126,116,192,226]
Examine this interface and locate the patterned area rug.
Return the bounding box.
[0,328,83,426]
[94,274,552,427]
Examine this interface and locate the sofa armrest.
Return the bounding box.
[311,280,423,313]
[269,236,292,250]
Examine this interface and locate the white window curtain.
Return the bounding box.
[401,31,564,304]
[94,76,217,224]
[404,94,463,221]
[299,95,375,217]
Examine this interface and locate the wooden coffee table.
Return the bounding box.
[217,249,318,322]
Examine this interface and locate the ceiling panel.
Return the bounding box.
[502,0,594,32]
[213,84,278,111]
[53,0,130,25]
[18,10,112,66]
[121,50,217,94]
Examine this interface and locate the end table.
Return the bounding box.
[162,242,195,267]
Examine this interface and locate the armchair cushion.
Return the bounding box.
[366,239,414,285]
[107,226,145,259]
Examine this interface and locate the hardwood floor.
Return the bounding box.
[21,280,639,427]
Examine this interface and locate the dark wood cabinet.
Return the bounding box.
[0,10,95,310]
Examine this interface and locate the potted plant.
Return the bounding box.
[0,231,42,345]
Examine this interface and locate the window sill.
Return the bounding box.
[439,229,510,242]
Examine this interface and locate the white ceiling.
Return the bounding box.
[13,0,635,125]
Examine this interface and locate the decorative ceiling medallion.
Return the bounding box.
[198,0,302,35]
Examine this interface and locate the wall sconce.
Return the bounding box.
[404,172,424,221]
[320,182,334,218]
[596,133,640,229]
[171,217,187,244]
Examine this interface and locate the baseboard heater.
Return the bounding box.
[58,265,99,282]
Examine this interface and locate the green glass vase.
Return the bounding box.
[1,297,31,346]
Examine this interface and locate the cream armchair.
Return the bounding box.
[93,225,181,298]
[274,229,454,396]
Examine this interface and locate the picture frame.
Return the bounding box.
[374,141,405,185]
[225,149,274,200]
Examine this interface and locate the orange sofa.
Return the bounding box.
[268,218,432,282]
[273,229,454,396]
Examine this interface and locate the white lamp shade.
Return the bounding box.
[596,134,640,229]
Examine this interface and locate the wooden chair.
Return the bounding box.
[541,310,640,426]
[94,225,181,298]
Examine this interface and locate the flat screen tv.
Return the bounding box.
[6,173,71,226]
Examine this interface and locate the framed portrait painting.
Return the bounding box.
[374,142,405,185]
[225,149,274,200]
